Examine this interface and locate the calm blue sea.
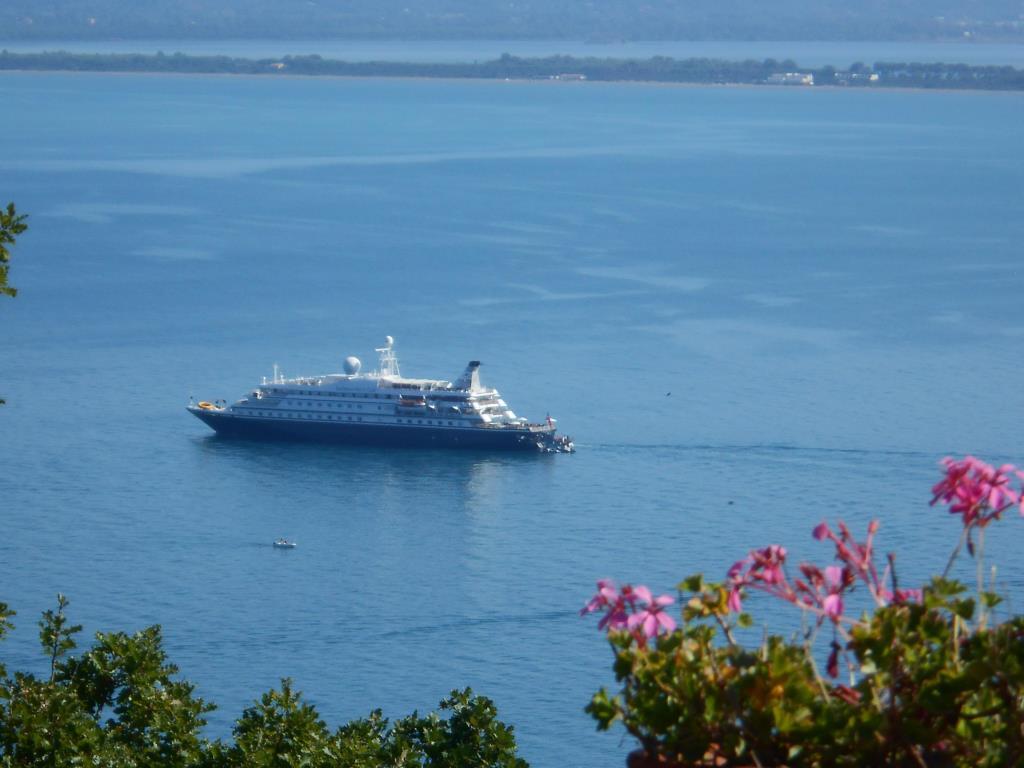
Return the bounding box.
[1,72,1023,766]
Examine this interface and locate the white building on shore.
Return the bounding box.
[767,72,814,86]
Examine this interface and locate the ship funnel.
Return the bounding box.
[454,360,482,392]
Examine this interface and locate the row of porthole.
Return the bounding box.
[283,400,475,415]
[250,411,458,427]
[287,391,393,399]
[287,400,366,409]
[252,411,363,422]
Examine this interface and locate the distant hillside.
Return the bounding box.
[2,0,1023,42]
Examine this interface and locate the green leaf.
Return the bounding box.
[952,598,976,621]
[0,201,28,299]
[0,601,15,640]
[981,591,1003,609]
[679,574,704,593]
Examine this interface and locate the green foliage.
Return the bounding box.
[0,603,14,641]
[66,625,213,765]
[38,593,80,681]
[0,596,529,766]
[834,589,1024,766]
[0,202,27,299]
[0,201,27,406]
[588,581,826,766]
[215,684,527,767]
[0,670,106,765]
[217,679,334,767]
[413,689,527,768]
[588,577,1024,767]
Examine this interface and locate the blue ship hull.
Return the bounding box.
[188,408,555,451]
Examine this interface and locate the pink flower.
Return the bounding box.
[728,556,751,580]
[824,566,843,589]
[826,642,841,678]
[822,593,844,619]
[727,543,797,609]
[748,545,787,585]
[812,522,830,541]
[892,588,923,605]
[727,587,743,613]
[816,566,847,620]
[931,456,1022,528]
[580,579,616,614]
[580,579,619,615]
[834,684,861,703]
[626,585,676,639]
[581,579,631,632]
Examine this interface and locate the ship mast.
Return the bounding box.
[376,335,400,377]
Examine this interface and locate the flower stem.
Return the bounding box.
[942,526,968,579]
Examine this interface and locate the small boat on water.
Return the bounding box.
[273,539,297,549]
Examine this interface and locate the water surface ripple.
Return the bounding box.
[1,73,1022,767]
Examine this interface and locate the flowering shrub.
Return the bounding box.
[583,456,1024,767]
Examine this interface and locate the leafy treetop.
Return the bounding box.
[0,594,529,766]
[0,202,27,298]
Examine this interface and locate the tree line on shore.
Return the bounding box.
[2,50,1024,90]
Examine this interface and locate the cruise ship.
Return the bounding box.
[187,337,573,452]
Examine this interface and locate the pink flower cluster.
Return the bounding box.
[581,579,676,644]
[726,544,792,615]
[582,455,1019,675]
[727,519,922,628]
[931,455,1024,528]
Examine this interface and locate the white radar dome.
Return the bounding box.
[343,356,361,375]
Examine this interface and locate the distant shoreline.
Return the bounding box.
[4,68,1019,97]
[3,38,1024,70]
[2,51,1023,92]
